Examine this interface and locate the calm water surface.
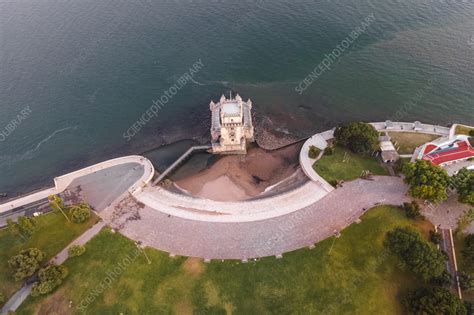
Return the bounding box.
[0,0,473,195]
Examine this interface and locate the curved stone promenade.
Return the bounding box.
[114,176,409,259]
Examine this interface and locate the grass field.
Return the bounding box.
[0,211,99,304]
[455,125,474,136]
[18,206,431,315]
[313,146,389,183]
[387,132,439,155]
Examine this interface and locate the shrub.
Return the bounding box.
[457,209,474,233]
[324,146,334,155]
[68,203,91,223]
[68,245,86,257]
[308,145,321,159]
[31,264,68,296]
[8,248,45,281]
[404,287,466,315]
[333,122,379,155]
[385,227,446,281]
[402,201,421,219]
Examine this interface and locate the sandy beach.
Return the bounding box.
[175,143,303,201]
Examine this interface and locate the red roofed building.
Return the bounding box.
[420,135,474,166]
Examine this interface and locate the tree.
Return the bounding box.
[48,194,70,222]
[452,168,474,206]
[31,264,68,296]
[462,234,474,265]
[403,160,449,203]
[404,287,466,315]
[8,248,45,281]
[68,203,91,223]
[6,216,36,240]
[385,227,446,281]
[403,201,422,219]
[459,272,474,291]
[333,122,379,155]
[68,245,86,257]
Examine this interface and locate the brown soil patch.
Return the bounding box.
[176,143,302,201]
[183,257,205,277]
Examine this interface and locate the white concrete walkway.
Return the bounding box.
[135,179,328,222]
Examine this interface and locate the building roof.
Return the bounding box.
[222,102,240,116]
[421,137,474,165]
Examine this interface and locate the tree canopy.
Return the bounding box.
[6,216,36,240]
[452,168,474,206]
[69,203,91,223]
[404,287,466,315]
[333,122,379,155]
[462,234,474,265]
[31,264,68,296]
[8,248,45,281]
[385,227,446,281]
[402,160,449,203]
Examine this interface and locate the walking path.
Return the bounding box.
[113,176,409,259]
[0,221,106,314]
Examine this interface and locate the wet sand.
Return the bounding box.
[175,143,303,201]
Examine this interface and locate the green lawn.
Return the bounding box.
[313,146,389,184]
[18,206,431,315]
[388,132,439,155]
[0,211,99,304]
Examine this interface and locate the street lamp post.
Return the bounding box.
[136,241,151,264]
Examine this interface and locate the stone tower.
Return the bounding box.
[210,93,254,154]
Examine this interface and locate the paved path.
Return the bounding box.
[0,221,106,314]
[110,176,409,259]
[0,156,154,214]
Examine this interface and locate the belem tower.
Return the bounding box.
[209,93,254,154]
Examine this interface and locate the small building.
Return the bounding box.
[210,94,254,154]
[420,135,474,166]
[379,135,399,163]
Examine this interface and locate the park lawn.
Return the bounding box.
[388,132,439,154]
[18,206,431,315]
[313,146,389,184]
[455,125,474,136]
[0,211,99,304]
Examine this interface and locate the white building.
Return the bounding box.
[210,94,254,154]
